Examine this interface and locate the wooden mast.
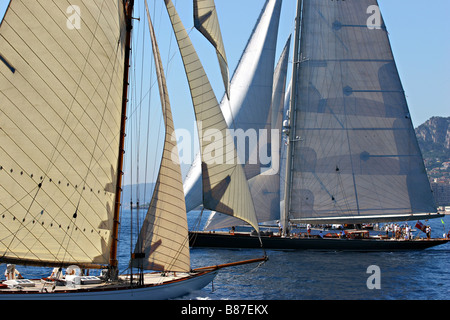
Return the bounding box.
[110,0,135,274]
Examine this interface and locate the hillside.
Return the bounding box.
[121,183,155,209]
[415,116,450,179]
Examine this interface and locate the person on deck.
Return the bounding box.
[426,226,431,239]
[405,225,411,240]
[4,264,23,280]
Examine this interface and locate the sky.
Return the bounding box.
[145,0,450,128]
[0,0,449,182]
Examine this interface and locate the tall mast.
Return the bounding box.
[110,0,135,272]
[282,0,302,236]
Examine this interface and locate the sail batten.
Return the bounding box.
[286,0,437,223]
[0,0,126,266]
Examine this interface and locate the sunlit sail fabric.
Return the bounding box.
[205,36,291,230]
[130,2,190,273]
[194,0,229,99]
[184,0,282,213]
[0,0,126,266]
[164,0,259,232]
[288,0,437,223]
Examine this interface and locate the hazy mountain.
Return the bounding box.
[415,116,450,175]
[121,183,155,208]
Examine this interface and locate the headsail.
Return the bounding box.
[130,1,190,273]
[205,36,291,230]
[184,0,282,213]
[0,0,126,267]
[286,0,438,224]
[194,0,230,99]
[164,0,259,232]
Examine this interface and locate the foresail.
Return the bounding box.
[164,0,259,232]
[194,0,229,99]
[0,0,126,267]
[184,0,282,213]
[206,36,291,230]
[130,1,190,273]
[288,0,438,224]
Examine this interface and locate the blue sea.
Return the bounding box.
[2,210,449,301]
[183,212,450,301]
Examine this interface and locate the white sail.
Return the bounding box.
[249,36,290,224]
[184,0,282,213]
[130,1,190,273]
[285,0,438,224]
[0,0,126,267]
[164,0,259,232]
[194,0,230,99]
[204,36,291,231]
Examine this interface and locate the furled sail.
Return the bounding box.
[194,0,230,99]
[0,0,126,267]
[204,36,291,231]
[184,0,282,213]
[286,0,438,224]
[164,0,259,232]
[131,1,190,273]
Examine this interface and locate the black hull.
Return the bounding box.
[189,231,449,251]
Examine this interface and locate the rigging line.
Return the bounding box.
[129,48,135,266]
[138,5,164,205]
[143,47,155,209]
[217,257,267,284]
[188,208,204,247]
[134,0,153,236]
[143,4,161,198]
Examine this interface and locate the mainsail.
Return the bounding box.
[194,0,230,99]
[184,0,282,213]
[130,1,190,273]
[164,0,259,232]
[0,0,126,267]
[285,0,438,224]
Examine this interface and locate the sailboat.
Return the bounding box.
[0,0,265,299]
[188,0,449,251]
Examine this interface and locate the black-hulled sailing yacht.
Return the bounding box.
[187,0,449,251]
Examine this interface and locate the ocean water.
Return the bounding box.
[181,213,450,301]
[2,210,449,301]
